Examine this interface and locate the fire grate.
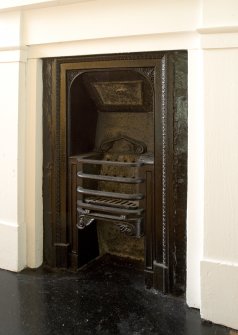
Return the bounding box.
[84,197,139,210]
[70,135,154,238]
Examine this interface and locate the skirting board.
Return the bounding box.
[201,259,238,330]
[0,221,23,272]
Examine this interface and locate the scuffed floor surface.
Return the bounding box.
[0,256,233,335]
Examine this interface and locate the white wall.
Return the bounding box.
[1,0,238,330]
[200,48,238,330]
[22,0,200,45]
[0,11,21,48]
[186,49,204,308]
[0,58,26,271]
[202,0,238,27]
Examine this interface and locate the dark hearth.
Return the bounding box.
[0,256,232,335]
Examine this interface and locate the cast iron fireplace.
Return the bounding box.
[43,51,187,296]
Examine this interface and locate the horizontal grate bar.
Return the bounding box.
[77,207,142,223]
[77,171,144,184]
[77,200,143,215]
[76,157,144,167]
[77,186,144,200]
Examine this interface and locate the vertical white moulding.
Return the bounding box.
[25,58,43,268]
[186,49,204,309]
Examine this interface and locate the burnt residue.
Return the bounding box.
[97,223,144,260]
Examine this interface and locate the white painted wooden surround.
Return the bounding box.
[0,0,238,330]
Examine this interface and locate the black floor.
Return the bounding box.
[0,255,233,335]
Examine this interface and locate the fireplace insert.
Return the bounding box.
[73,135,153,237]
[43,51,187,295]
